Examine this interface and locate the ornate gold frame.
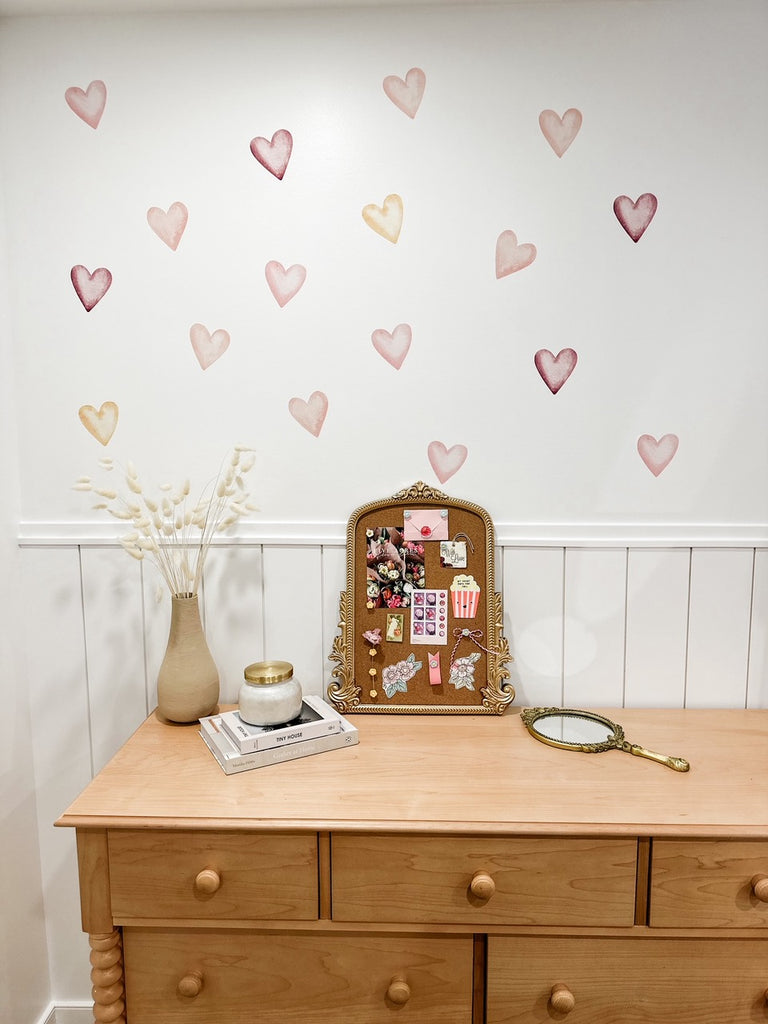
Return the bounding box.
[327,481,514,714]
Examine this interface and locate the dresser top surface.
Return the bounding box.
[57,707,767,837]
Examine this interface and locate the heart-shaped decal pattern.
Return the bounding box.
[495,230,537,278]
[534,348,578,394]
[78,401,119,446]
[71,265,112,311]
[372,323,412,369]
[189,323,231,370]
[428,441,468,484]
[265,261,307,307]
[362,194,403,243]
[538,108,582,157]
[383,67,426,119]
[289,391,328,437]
[65,80,107,129]
[637,433,679,476]
[250,129,293,180]
[614,193,658,242]
[147,202,188,250]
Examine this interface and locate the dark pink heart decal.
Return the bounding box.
[372,323,412,370]
[65,80,107,129]
[289,391,328,437]
[539,108,582,157]
[265,261,306,307]
[495,230,537,278]
[614,193,658,242]
[637,433,679,476]
[383,67,426,119]
[428,441,467,484]
[147,202,188,251]
[534,349,578,394]
[250,129,293,180]
[71,265,112,311]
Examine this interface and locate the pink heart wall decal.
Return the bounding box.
[65,80,107,129]
[190,323,230,370]
[71,265,112,311]
[147,202,188,250]
[495,230,537,278]
[637,433,679,476]
[372,323,412,369]
[539,108,582,157]
[289,391,328,437]
[362,194,403,243]
[250,129,293,180]
[383,67,426,119]
[428,441,468,484]
[78,401,119,446]
[534,349,578,394]
[614,193,658,242]
[265,261,307,307]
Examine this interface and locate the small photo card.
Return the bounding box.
[410,588,448,645]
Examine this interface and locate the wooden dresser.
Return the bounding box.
[57,707,768,1023]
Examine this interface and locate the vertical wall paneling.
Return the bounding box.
[141,561,171,716]
[202,544,265,704]
[624,548,691,707]
[79,546,147,773]
[19,546,91,1001]
[563,549,628,707]
[686,548,754,707]
[502,547,565,707]
[261,546,324,697]
[321,545,346,698]
[747,548,768,707]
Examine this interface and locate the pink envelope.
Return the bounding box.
[403,508,449,541]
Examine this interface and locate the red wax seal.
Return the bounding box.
[421,525,432,537]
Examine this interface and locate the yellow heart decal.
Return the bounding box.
[78,401,119,446]
[362,194,403,243]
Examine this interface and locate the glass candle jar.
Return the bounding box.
[238,660,303,726]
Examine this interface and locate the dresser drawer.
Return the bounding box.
[332,834,637,926]
[649,838,768,928]
[108,830,318,921]
[123,928,473,1023]
[487,935,768,1023]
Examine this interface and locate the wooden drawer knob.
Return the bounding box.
[194,868,221,895]
[177,971,204,998]
[387,975,411,1005]
[549,983,576,1014]
[469,870,496,901]
[751,874,768,902]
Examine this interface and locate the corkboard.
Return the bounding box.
[327,481,514,714]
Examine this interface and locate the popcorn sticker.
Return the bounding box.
[450,574,481,618]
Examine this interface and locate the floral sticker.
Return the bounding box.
[382,653,422,699]
[449,651,481,690]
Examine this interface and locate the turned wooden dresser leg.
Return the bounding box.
[89,930,126,1023]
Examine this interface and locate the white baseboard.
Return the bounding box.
[35,1003,92,1024]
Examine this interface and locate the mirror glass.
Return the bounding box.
[532,712,614,745]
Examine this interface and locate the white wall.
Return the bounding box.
[0,1,766,1019]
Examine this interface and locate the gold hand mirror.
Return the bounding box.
[521,707,690,772]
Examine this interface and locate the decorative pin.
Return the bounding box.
[428,652,443,686]
[363,628,382,697]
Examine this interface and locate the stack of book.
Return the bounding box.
[199,693,358,774]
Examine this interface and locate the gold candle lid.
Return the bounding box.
[243,660,294,686]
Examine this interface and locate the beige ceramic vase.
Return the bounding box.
[156,593,219,723]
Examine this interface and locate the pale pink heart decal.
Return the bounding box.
[65,80,107,129]
[383,67,426,119]
[265,261,307,307]
[289,391,328,437]
[147,202,188,251]
[637,434,679,476]
[495,230,537,278]
[78,401,118,446]
[614,193,658,242]
[539,108,582,157]
[250,129,293,180]
[189,323,230,370]
[534,349,578,394]
[362,194,403,244]
[71,265,112,311]
[371,324,412,370]
[428,441,468,484]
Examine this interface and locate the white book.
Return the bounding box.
[200,711,359,775]
[219,694,343,753]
